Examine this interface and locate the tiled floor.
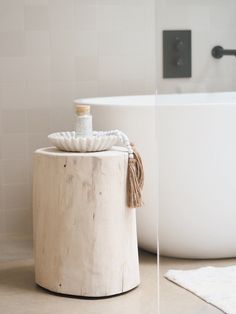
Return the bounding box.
[0,237,157,314]
[159,256,236,314]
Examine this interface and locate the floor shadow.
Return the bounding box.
[0,261,40,294]
[139,249,157,266]
[36,283,139,300]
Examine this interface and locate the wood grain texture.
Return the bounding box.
[33,147,140,297]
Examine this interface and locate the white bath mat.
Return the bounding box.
[165,265,236,314]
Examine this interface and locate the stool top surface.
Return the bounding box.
[35,146,128,157]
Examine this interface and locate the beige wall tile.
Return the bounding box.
[50,30,76,56]
[75,56,98,81]
[74,4,97,31]
[0,138,2,160]
[2,184,31,210]
[49,0,75,31]
[25,31,50,56]
[122,79,146,95]
[50,57,76,82]
[50,108,74,132]
[1,134,28,160]
[123,5,146,32]
[0,209,6,235]
[76,0,97,5]
[0,58,26,83]
[27,109,51,133]
[24,82,50,109]
[24,5,49,31]
[0,0,24,31]
[75,31,98,57]
[98,80,123,97]
[98,56,124,81]
[98,31,147,57]
[27,132,50,183]
[98,31,123,56]
[0,32,25,57]
[50,82,76,107]
[25,57,51,81]
[2,159,29,185]
[75,81,98,98]
[0,161,3,188]
[1,83,27,110]
[1,110,27,134]
[23,0,48,5]
[97,5,124,32]
[98,56,145,81]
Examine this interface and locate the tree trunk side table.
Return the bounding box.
[33,147,140,297]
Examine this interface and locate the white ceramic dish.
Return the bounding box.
[48,131,118,152]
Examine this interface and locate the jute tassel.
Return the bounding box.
[92,130,144,208]
[127,144,144,208]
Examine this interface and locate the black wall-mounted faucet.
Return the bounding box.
[212,46,236,59]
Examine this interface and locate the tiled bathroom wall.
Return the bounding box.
[156,0,236,93]
[0,0,156,238]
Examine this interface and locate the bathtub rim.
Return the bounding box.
[75,91,236,108]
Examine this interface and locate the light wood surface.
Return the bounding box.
[33,147,140,297]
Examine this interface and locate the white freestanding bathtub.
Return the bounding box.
[76,92,236,258]
[158,91,236,259]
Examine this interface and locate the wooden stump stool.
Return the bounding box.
[33,147,140,297]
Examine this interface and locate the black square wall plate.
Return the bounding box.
[163,30,191,78]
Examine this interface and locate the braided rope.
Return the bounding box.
[93,129,134,158]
